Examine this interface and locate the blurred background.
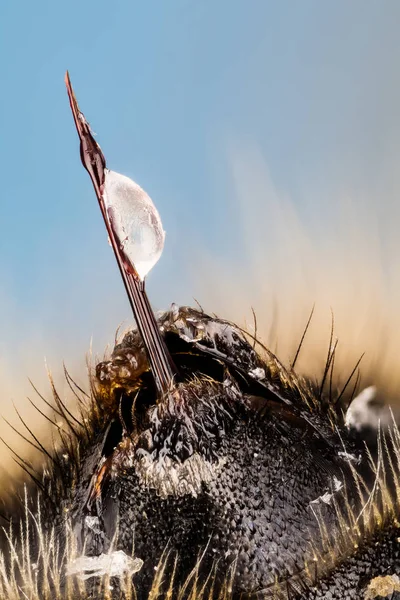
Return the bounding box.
[1,0,400,476]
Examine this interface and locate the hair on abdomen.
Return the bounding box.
[1,149,400,599]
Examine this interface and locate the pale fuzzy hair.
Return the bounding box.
[2,395,400,599]
[1,145,400,597]
[0,492,236,600]
[2,143,400,491]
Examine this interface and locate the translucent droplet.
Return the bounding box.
[102,169,165,280]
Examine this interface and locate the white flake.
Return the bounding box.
[333,476,343,492]
[249,368,266,380]
[310,477,343,506]
[66,550,143,580]
[84,516,102,535]
[338,451,360,464]
[345,386,377,430]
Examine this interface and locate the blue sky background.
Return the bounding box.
[1,1,400,405]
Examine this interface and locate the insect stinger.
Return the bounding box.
[65,72,177,399]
